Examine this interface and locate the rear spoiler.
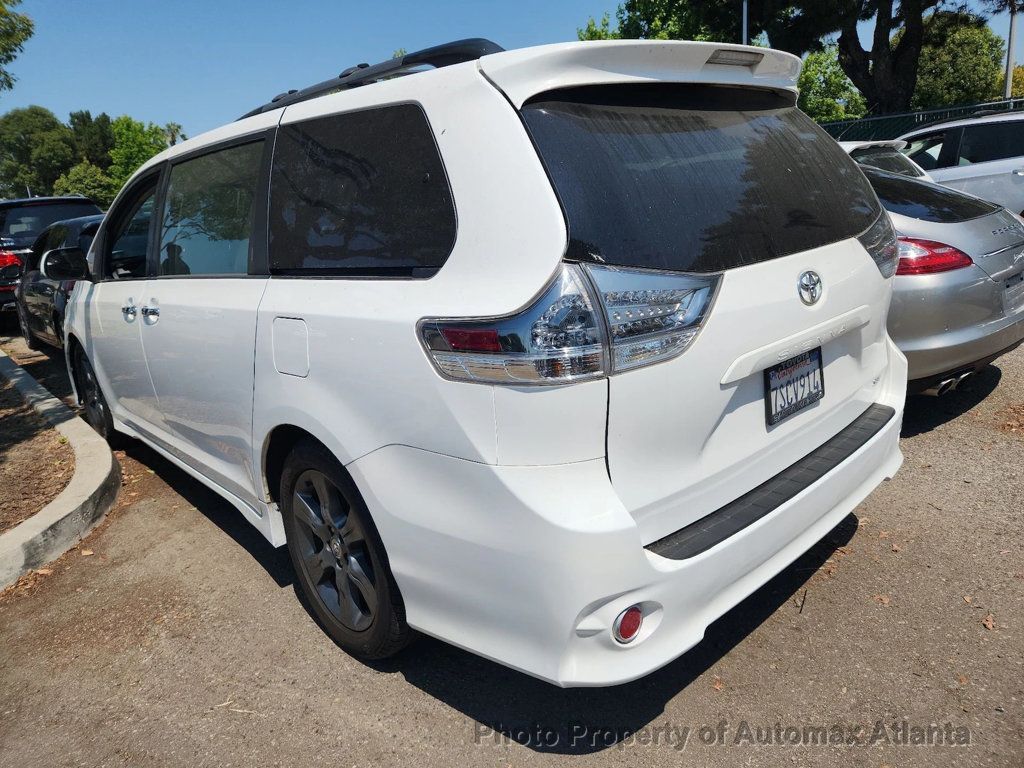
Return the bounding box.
[478,41,801,108]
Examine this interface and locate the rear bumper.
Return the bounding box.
[349,357,906,686]
[890,267,1024,381]
[0,287,16,310]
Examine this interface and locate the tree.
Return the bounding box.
[577,1,945,113]
[107,115,167,190]
[0,106,75,196]
[798,44,867,122]
[0,0,32,93]
[163,122,186,146]
[52,160,117,207]
[910,12,1004,108]
[68,110,115,169]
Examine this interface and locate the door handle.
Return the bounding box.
[141,306,160,318]
[121,303,137,318]
[1013,168,1024,176]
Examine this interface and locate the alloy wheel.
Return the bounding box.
[78,355,107,435]
[291,469,378,632]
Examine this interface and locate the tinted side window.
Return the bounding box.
[958,122,1024,165]
[159,141,264,276]
[904,132,948,170]
[104,179,158,280]
[270,104,456,276]
[864,168,999,223]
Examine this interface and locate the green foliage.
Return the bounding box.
[911,13,1005,108]
[1000,64,1024,97]
[163,122,186,146]
[0,0,33,92]
[0,106,75,196]
[52,160,117,207]
[68,110,115,169]
[578,13,619,40]
[798,44,866,122]
[578,1,712,42]
[107,115,168,190]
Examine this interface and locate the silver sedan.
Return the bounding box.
[864,167,1024,394]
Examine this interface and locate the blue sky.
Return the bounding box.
[7,0,1024,139]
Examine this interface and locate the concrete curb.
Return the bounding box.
[0,348,120,589]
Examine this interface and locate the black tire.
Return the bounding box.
[17,304,42,351]
[281,439,413,659]
[72,345,121,446]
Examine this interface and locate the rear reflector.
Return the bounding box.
[896,238,973,275]
[613,605,643,644]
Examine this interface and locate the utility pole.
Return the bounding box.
[742,0,749,45]
[1007,1,1019,99]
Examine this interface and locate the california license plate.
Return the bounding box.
[764,348,825,427]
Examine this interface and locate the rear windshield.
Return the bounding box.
[0,202,101,240]
[521,84,881,273]
[863,167,999,223]
[849,146,925,178]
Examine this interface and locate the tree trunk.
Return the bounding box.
[836,0,937,114]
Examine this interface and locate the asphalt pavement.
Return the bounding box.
[0,331,1021,767]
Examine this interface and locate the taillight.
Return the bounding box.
[858,214,898,278]
[896,238,973,275]
[419,264,719,385]
[0,249,21,280]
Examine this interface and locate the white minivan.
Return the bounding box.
[45,39,907,686]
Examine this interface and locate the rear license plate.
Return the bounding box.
[1003,271,1024,314]
[764,348,824,427]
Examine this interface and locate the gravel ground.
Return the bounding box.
[0,330,1021,768]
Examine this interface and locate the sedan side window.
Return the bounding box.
[904,132,947,171]
[957,122,1024,165]
[104,179,158,280]
[158,141,264,277]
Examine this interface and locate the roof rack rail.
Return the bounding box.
[238,37,504,120]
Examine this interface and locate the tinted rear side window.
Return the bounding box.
[270,103,456,277]
[850,147,925,178]
[864,167,999,223]
[958,121,1024,165]
[521,84,880,273]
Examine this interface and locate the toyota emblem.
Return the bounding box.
[798,271,822,306]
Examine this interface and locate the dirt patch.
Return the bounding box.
[0,374,75,534]
[993,403,1024,437]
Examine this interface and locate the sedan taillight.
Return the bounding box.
[0,250,21,284]
[896,238,973,275]
[419,264,719,385]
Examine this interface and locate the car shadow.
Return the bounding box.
[120,434,856,756]
[901,364,1001,438]
[364,515,859,755]
[120,440,294,589]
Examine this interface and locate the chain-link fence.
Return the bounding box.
[820,98,1024,141]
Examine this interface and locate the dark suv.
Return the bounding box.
[0,196,102,319]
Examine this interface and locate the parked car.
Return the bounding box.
[900,112,1024,215]
[839,139,932,181]
[45,39,907,687]
[17,214,104,350]
[0,197,102,320]
[862,167,1024,394]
